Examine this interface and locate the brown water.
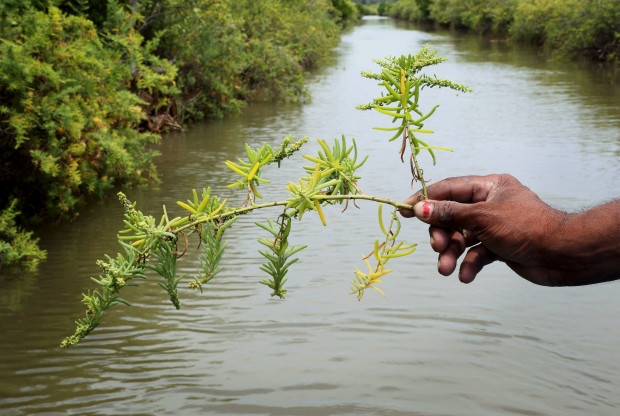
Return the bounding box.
[1,16,619,416]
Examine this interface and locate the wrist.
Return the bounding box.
[545,201,620,285]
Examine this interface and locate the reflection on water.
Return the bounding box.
[1,16,619,416]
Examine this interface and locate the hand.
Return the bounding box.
[400,174,620,286]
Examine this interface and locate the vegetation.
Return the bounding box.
[0,201,46,272]
[350,0,381,15]
[511,0,619,61]
[61,48,469,348]
[354,0,393,4]
[386,0,619,62]
[376,2,395,16]
[0,0,359,271]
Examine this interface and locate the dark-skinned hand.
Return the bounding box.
[399,174,620,286]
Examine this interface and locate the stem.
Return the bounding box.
[173,200,289,233]
[402,75,428,200]
[175,195,414,233]
[376,208,397,273]
[315,194,414,211]
[408,144,428,200]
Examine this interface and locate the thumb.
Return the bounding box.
[413,200,475,230]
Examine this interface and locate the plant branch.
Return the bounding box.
[174,195,414,234]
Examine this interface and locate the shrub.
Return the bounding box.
[388,0,424,22]
[377,2,393,16]
[0,6,161,221]
[150,0,342,121]
[0,200,46,272]
[429,0,516,36]
[389,0,617,61]
[511,0,620,61]
[330,0,361,25]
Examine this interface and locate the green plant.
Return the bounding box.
[330,0,360,25]
[511,0,620,61]
[61,47,469,348]
[357,46,470,198]
[0,200,46,272]
[377,2,393,16]
[146,0,342,121]
[388,0,425,22]
[428,0,517,35]
[0,6,163,221]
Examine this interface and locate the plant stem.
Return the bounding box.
[375,207,397,273]
[402,73,428,200]
[315,194,414,211]
[408,145,428,200]
[175,195,414,233]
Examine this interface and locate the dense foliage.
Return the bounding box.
[353,0,393,15]
[387,0,619,62]
[0,0,358,271]
[0,200,46,272]
[511,0,619,61]
[146,0,352,120]
[0,7,166,216]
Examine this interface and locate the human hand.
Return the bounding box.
[399,174,619,286]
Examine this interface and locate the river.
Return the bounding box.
[1,16,619,416]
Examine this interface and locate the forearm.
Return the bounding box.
[547,200,620,285]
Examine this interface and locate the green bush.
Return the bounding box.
[142,0,247,120]
[149,0,342,121]
[429,0,515,35]
[415,0,432,18]
[0,200,46,272]
[388,0,424,21]
[0,6,163,221]
[231,1,341,101]
[511,0,620,61]
[391,0,516,31]
[331,0,361,24]
[377,2,393,16]
[388,0,617,61]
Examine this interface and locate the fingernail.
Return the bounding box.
[414,201,433,219]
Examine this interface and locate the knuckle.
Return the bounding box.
[435,201,455,226]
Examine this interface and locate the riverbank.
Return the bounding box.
[383,0,619,63]
[0,0,360,271]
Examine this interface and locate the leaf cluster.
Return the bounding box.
[256,215,307,299]
[224,137,310,204]
[61,188,240,348]
[350,204,417,300]
[61,239,146,348]
[175,187,239,292]
[189,217,236,292]
[357,46,470,196]
[146,241,183,309]
[302,135,367,198]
